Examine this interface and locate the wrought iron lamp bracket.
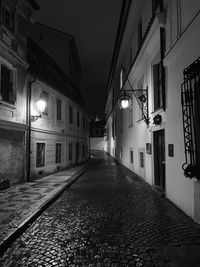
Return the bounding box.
[119,65,150,126]
[30,114,42,122]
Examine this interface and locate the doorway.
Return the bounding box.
[153,129,165,189]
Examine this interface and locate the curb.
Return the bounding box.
[0,166,88,256]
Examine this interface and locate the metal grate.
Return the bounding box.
[181,57,200,179]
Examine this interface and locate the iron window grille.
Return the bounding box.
[181,56,200,179]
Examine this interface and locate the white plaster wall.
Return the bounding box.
[164,9,200,218]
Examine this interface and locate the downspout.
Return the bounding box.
[26,75,36,181]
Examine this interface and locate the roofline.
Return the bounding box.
[35,22,74,39]
[105,0,132,99]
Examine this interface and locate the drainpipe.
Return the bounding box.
[26,75,36,181]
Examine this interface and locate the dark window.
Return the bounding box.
[69,143,73,161]
[77,111,80,126]
[41,91,49,115]
[83,116,85,129]
[56,99,61,120]
[36,143,45,167]
[82,144,85,157]
[153,62,165,110]
[137,18,142,49]
[130,150,134,163]
[69,106,73,123]
[56,143,61,163]
[2,5,13,31]
[140,152,144,168]
[1,65,14,104]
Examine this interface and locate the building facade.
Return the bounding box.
[0,0,39,188]
[27,38,89,179]
[89,118,105,151]
[105,0,200,223]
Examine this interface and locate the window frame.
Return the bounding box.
[56,99,62,120]
[55,143,62,164]
[68,143,73,161]
[0,63,16,105]
[69,106,73,124]
[36,142,45,168]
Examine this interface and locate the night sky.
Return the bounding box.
[36,1,123,118]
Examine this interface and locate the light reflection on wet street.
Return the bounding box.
[1,151,200,266]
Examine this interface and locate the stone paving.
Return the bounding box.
[0,151,200,266]
[0,164,87,251]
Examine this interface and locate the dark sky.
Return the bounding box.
[36,1,123,118]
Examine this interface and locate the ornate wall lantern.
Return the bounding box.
[30,96,46,122]
[116,65,149,126]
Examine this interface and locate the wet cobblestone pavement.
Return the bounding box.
[1,151,200,266]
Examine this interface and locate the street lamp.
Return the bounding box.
[30,96,46,122]
[117,65,149,125]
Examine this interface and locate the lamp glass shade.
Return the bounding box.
[36,98,46,114]
[120,99,130,109]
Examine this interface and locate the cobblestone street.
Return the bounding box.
[1,151,200,266]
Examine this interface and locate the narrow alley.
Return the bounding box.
[0,151,200,267]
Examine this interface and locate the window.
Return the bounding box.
[69,106,73,123]
[41,91,49,115]
[82,144,85,157]
[139,152,144,168]
[0,64,15,104]
[36,143,45,167]
[130,149,134,164]
[69,143,73,161]
[153,62,165,110]
[83,116,86,129]
[137,18,142,49]
[56,99,61,120]
[56,143,61,163]
[2,4,14,31]
[77,111,80,127]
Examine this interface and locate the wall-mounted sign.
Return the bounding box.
[153,114,162,125]
[168,144,174,157]
[146,143,151,154]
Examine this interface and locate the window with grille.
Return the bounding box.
[56,143,61,163]
[36,143,45,167]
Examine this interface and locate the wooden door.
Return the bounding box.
[154,130,165,189]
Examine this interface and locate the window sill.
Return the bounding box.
[0,100,16,110]
[151,107,164,114]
